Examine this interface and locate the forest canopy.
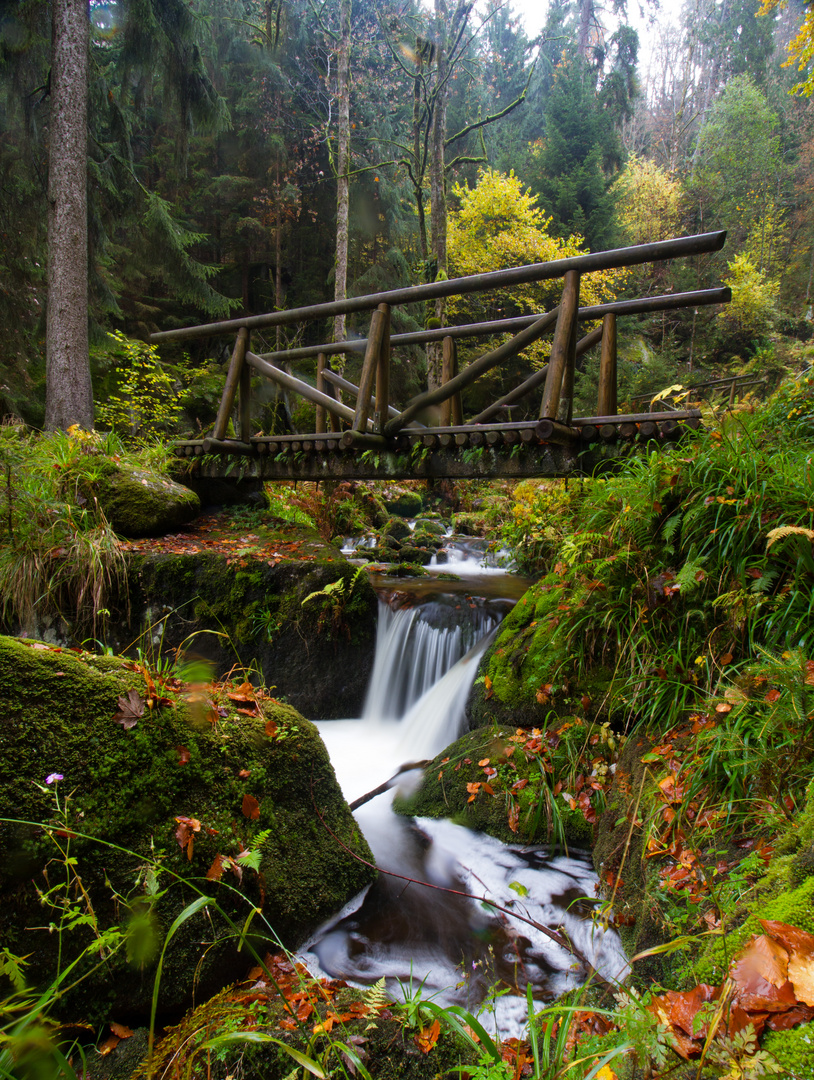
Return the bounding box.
[0,0,812,432]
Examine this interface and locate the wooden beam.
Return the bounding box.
[213,327,248,440]
[375,304,391,433]
[540,271,580,420]
[315,352,327,434]
[472,325,603,424]
[245,350,362,427]
[151,233,728,343]
[597,313,617,417]
[384,308,559,436]
[354,305,387,431]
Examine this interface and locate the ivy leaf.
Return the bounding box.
[113,689,145,730]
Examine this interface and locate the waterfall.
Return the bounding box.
[307,579,628,1037]
[363,599,499,722]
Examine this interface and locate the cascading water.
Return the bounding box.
[304,549,627,1037]
[364,599,500,721]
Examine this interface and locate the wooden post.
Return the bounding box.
[374,303,391,433]
[239,331,252,441]
[213,327,248,440]
[558,317,577,424]
[597,313,617,417]
[316,352,327,434]
[440,336,463,425]
[353,306,386,431]
[440,336,454,425]
[540,271,580,420]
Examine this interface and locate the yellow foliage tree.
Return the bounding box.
[612,156,682,247]
[446,169,620,368]
[719,253,779,338]
[759,0,814,96]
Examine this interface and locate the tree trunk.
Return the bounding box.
[427,0,450,392]
[332,0,351,351]
[45,0,92,432]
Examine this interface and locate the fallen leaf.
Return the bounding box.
[110,1022,134,1039]
[416,1019,440,1054]
[112,689,145,730]
[174,816,201,861]
[242,793,261,820]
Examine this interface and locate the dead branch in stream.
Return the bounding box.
[348,760,431,811]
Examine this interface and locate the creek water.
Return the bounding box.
[302,537,627,1037]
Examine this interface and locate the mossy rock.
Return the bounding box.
[99,966,478,1080]
[592,731,677,984]
[413,518,447,537]
[89,460,200,538]
[380,518,412,543]
[453,512,488,536]
[0,636,374,1022]
[115,550,378,719]
[467,577,616,731]
[399,544,433,565]
[411,528,445,549]
[393,724,599,849]
[384,492,424,518]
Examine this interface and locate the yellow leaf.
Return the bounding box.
[596,1067,617,1080]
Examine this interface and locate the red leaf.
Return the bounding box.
[764,688,782,703]
[174,816,201,860]
[242,793,261,819]
[207,853,226,880]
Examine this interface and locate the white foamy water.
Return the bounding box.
[303,585,628,1036]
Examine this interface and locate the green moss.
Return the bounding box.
[89,459,200,538]
[0,636,374,1022]
[691,876,814,986]
[394,723,601,849]
[761,1023,814,1076]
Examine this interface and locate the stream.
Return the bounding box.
[301,534,628,1038]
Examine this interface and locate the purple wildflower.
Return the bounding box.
[45,773,64,785]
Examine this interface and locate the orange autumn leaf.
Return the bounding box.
[110,1022,134,1039]
[416,1019,440,1054]
[242,793,261,819]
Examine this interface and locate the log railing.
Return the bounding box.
[152,232,730,470]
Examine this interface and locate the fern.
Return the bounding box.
[361,977,388,1013]
[661,511,682,552]
[766,525,814,549]
[673,552,708,597]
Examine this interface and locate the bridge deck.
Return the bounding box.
[173,411,700,482]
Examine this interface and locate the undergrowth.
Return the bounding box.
[0,423,173,636]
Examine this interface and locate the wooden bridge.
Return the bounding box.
[154,231,730,482]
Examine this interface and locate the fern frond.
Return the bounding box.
[766,526,814,550]
[362,977,388,1012]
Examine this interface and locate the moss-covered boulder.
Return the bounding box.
[380,518,412,544]
[393,720,612,850]
[0,637,374,1022]
[113,550,378,719]
[467,576,614,731]
[384,491,424,518]
[413,518,447,537]
[91,460,200,538]
[93,956,477,1080]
